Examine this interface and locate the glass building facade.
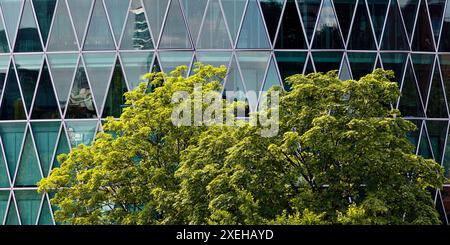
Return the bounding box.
[0,0,449,224]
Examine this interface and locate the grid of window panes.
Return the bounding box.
[0,0,449,225]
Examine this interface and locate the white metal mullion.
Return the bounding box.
[11,56,31,120]
[256,0,273,49]
[34,189,46,225]
[425,57,438,111]
[42,0,60,52]
[45,192,56,225]
[27,54,47,120]
[256,52,275,110]
[294,0,311,50]
[10,191,21,225]
[44,54,69,119]
[177,0,194,49]
[271,0,287,49]
[64,0,82,50]
[329,0,347,49]
[28,123,46,180]
[97,53,119,118]
[366,0,386,50]
[48,122,64,171]
[409,54,429,113]
[62,55,82,118]
[437,0,448,50]
[435,56,450,118]
[139,0,157,50]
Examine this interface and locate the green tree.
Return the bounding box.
[39,66,445,225]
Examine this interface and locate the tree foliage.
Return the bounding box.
[38,65,446,225]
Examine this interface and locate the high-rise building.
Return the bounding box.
[0,0,449,225]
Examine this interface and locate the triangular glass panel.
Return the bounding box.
[237,0,271,49]
[398,0,419,40]
[275,0,307,49]
[398,61,425,117]
[380,53,408,84]
[375,56,382,69]
[14,0,42,52]
[0,7,10,52]
[5,197,19,225]
[0,122,26,178]
[104,0,130,43]
[65,120,97,148]
[428,0,446,42]
[0,56,9,92]
[263,57,282,92]
[83,0,115,50]
[223,56,246,102]
[380,0,409,50]
[158,51,193,75]
[312,0,344,49]
[66,62,98,119]
[46,0,78,51]
[221,0,246,43]
[31,62,60,119]
[31,122,59,177]
[304,56,315,74]
[47,54,78,111]
[275,51,306,82]
[15,190,41,225]
[14,54,42,113]
[347,52,376,80]
[159,0,191,48]
[120,0,154,50]
[180,0,208,43]
[102,59,128,118]
[196,51,232,69]
[67,0,94,44]
[1,0,22,50]
[14,130,41,187]
[83,52,116,114]
[197,0,231,49]
[412,2,435,51]
[260,0,284,42]
[333,0,356,41]
[412,54,434,103]
[440,55,450,107]
[347,1,377,50]
[427,66,449,118]
[0,62,26,120]
[32,0,57,45]
[367,0,389,42]
[439,1,450,51]
[339,55,352,81]
[142,0,169,43]
[443,126,450,178]
[0,191,9,223]
[426,120,448,164]
[296,0,321,43]
[152,55,161,73]
[0,144,9,187]
[120,51,153,90]
[38,195,53,225]
[435,191,449,224]
[406,119,422,151]
[418,125,434,159]
[312,52,343,73]
[51,128,70,169]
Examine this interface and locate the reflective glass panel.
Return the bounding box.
[312,0,343,49]
[120,51,153,90]
[66,63,97,119]
[47,0,78,51]
[312,52,343,73]
[83,0,115,50]
[0,122,26,179]
[197,0,231,49]
[142,0,169,42]
[120,0,154,50]
[260,0,284,42]
[0,63,26,120]
[67,0,93,43]
[221,0,246,43]
[14,54,42,113]
[159,0,191,48]
[158,51,193,75]
[14,0,42,52]
[237,0,270,49]
[47,54,78,111]
[181,0,208,42]
[15,190,41,225]
[102,60,127,118]
[275,0,307,49]
[65,120,97,147]
[31,62,60,119]
[31,121,59,177]
[32,0,56,45]
[104,0,130,42]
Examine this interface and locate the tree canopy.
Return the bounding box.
[38,65,446,225]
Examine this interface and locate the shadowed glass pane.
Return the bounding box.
[65,120,97,147]
[398,0,418,39]
[159,0,191,48]
[120,51,153,90]
[32,0,56,45]
[312,52,343,73]
[347,1,376,50]
[66,63,97,119]
[439,1,450,51]
[104,0,130,42]
[237,0,270,49]
[15,190,40,225]
[0,56,9,96]
[84,0,115,50]
[0,8,9,52]
[0,63,26,120]
[406,119,422,150]
[275,0,307,49]
[275,51,306,81]
[412,54,434,102]
[428,0,445,42]
[31,62,60,119]
[333,0,356,40]
[142,0,169,42]
[181,0,208,43]
[380,53,407,84]
[5,200,19,225]
[0,147,9,187]
[263,57,282,92]
[221,0,246,43]
[347,52,376,80]
[1,0,22,50]
[427,120,448,164]
[31,122,59,177]
[159,51,193,75]
[0,122,26,178]
[15,131,41,187]
[260,0,284,42]
[398,62,424,117]
[120,0,154,50]
[427,66,448,118]
[47,54,78,111]
[47,0,78,51]
[312,0,343,49]
[412,2,434,51]
[14,0,42,52]
[0,192,8,222]
[38,196,52,225]
[14,54,42,113]
[52,128,69,169]
[367,0,388,42]
[198,0,231,49]
[103,60,127,118]
[381,0,409,50]
[67,0,93,43]
[418,126,433,158]
[297,0,321,42]
[83,52,116,114]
